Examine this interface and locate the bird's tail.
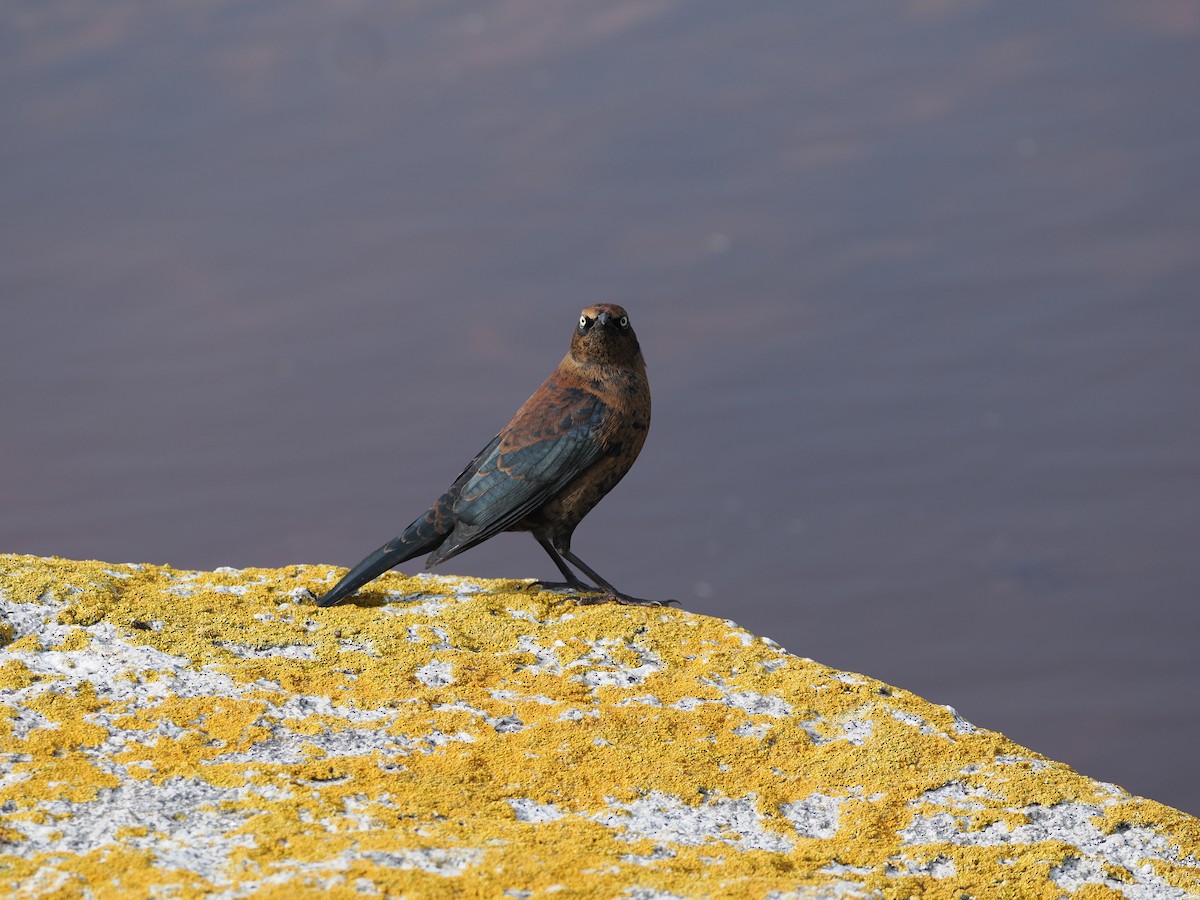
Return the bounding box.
[315,505,450,608]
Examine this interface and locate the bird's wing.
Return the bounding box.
[427,389,608,564]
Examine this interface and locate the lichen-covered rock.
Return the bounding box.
[1,554,1197,899]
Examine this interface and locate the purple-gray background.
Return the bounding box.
[3,3,1198,814]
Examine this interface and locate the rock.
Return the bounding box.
[1,553,1197,898]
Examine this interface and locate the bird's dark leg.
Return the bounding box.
[530,538,599,592]
[558,548,674,607]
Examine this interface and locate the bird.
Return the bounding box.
[314,303,666,608]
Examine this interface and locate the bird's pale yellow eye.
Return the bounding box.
[579,314,590,330]
[618,315,629,328]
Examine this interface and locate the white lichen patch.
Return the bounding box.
[216,642,317,659]
[595,792,794,853]
[5,775,260,865]
[799,712,874,746]
[507,635,565,675]
[781,793,845,840]
[568,638,664,688]
[909,780,1000,810]
[672,683,793,719]
[901,781,1200,899]
[415,659,455,686]
[507,798,564,823]
[732,722,772,740]
[885,854,956,879]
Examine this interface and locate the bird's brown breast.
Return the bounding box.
[512,351,650,539]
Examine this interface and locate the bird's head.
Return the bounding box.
[569,304,643,368]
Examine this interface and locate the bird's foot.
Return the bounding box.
[576,591,679,607]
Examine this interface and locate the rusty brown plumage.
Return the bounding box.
[315,304,663,608]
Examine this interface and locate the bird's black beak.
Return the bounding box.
[595,311,612,327]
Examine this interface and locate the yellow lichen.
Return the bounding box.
[54,627,94,652]
[1,553,1198,899]
[5,633,44,654]
[0,659,37,692]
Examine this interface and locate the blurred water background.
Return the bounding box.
[3,2,1198,814]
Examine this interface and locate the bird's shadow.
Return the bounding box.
[298,581,679,609]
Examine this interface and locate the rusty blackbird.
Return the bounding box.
[315,304,664,607]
